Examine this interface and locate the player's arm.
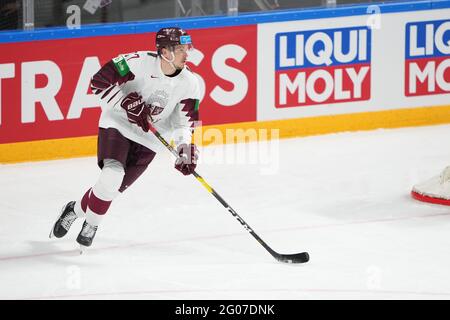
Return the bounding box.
[171,97,200,175]
[91,53,153,132]
[172,98,200,144]
[90,54,136,97]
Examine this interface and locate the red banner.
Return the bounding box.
[0,25,256,144]
[405,57,450,96]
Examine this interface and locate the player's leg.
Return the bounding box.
[76,139,156,248]
[76,158,125,247]
[50,128,129,242]
[119,142,156,193]
[75,128,130,248]
[51,174,99,239]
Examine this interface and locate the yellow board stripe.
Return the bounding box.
[1,105,450,163]
[194,105,450,146]
[0,136,98,164]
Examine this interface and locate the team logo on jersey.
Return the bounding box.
[148,90,169,119]
[405,19,450,96]
[275,26,371,107]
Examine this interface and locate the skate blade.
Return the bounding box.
[79,244,88,255]
[49,215,59,239]
[49,218,59,239]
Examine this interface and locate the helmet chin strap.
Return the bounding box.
[161,50,178,72]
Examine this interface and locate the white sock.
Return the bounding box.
[73,200,85,218]
[85,209,104,227]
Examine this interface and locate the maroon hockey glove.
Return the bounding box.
[175,143,199,176]
[120,92,152,132]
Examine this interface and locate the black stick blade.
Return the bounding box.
[277,252,309,264]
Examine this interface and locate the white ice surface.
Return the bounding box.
[1,124,450,300]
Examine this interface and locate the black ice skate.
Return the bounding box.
[76,220,98,253]
[49,201,77,238]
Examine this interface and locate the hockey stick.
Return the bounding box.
[149,125,309,264]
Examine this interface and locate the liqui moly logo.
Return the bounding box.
[405,19,450,96]
[275,26,371,107]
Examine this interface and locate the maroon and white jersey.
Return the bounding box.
[91,51,200,152]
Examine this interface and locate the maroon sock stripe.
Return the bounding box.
[88,191,112,215]
[81,188,92,213]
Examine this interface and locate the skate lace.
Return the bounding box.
[81,223,98,238]
[61,211,77,230]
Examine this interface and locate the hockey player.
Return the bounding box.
[50,27,201,251]
[411,166,450,206]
